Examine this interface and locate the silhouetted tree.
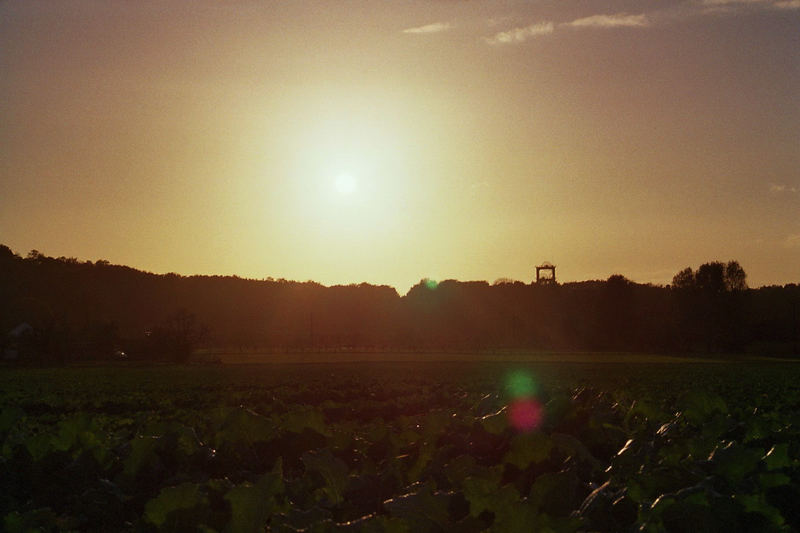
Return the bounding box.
[672,261,749,352]
[672,267,695,290]
[1,244,795,357]
[598,275,635,350]
[725,261,747,292]
[150,309,208,362]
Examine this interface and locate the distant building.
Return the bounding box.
[536,263,556,284]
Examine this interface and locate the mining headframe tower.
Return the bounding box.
[536,262,556,284]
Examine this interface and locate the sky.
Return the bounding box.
[1,0,798,293]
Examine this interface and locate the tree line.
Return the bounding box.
[1,245,797,362]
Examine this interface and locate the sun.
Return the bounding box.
[334,172,357,195]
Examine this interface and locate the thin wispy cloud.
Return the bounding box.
[485,21,554,45]
[483,0,795,46]
[769,183,799,194]
[701,0,800,11]
[402,22,451,34]
[701,0,771,5]
[564,13,650,28]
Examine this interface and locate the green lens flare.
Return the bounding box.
[506,370,538,399]
[424,278,438,290]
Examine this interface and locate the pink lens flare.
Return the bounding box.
[509,398,543,432]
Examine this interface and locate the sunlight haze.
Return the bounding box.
[1,0,798,292]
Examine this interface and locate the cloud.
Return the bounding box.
[485,21,554,45]
[402,22,452,34]
[483,1,791,45]
[700,0,800,11]
[564,13,650,28]
[702,0,768,4]
[770,183,799,194]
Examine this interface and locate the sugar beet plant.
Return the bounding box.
[1,364,799,531]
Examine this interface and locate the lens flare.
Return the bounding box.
[503,370,543,432]
[506,370,538,399]
[509,398,543,432]
[424,278,438,290]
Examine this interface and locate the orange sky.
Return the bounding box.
[2,0,798,293]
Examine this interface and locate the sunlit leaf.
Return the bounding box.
[480,407,508,435]
[762,443,790,471]
[383,482,452,533]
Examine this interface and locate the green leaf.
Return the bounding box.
[383,482,452,533]
[528,471,582,516]
[302,449,350,506]
[735,493,785,526]
[337,513,411,533]
[213,407,277,449]
[421,409,451,440]
[0,407,25,434]
[503,432,552,470]
[123,436,160,479]
[463,476,520,518]
[681,391,727,426]
[762,443,790,471]
[24,433,53,462]
[710,443,763,485]
[283,407,330,436]
[491,500,540,533]
[460,466,512,517]
[407,441,436,483]
[551,433,602,472]
[3,508,61,533]
[144,482,208,527]
[758,472,791,488]
[444,454,477,486]
[51,416,83,452]
[170,423,204,457]
[224,461,285,533]
[480,407,509,435]
[275,506,332,531]
[624,399,663,430]
[743,417,773,443]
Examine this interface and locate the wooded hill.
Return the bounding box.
[1,245,797,361]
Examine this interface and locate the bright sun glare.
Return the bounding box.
[334,173,357,195]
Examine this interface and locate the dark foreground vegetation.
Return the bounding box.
[1,245,798,363]
[2,360,799,532]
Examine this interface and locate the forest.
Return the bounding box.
[1,244,797,362]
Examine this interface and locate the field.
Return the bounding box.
[2,354,800,532]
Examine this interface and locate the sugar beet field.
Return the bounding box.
[2,354,800,532]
